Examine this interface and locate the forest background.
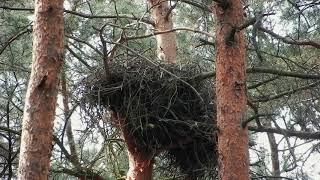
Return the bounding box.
[0,0,320,179]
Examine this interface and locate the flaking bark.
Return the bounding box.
[212,0,250,179]
[18,0,64,179]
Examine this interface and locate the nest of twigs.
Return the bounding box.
[82,59,218,178]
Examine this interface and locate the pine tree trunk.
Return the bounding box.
[120,1,178,179]
[126,150,153,180]
[111,112,153,180]
[149,0,177,64]
[212,1,250,179]
[18,0,64,179]
[61,70,80,168]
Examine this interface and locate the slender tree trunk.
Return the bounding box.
[18,0,64,179]
[212,1,250,179]
[265,121,280,177]
[61,70,80,167]
[149,0,177,63]
[6,96,13,179]
[268,132,281,177]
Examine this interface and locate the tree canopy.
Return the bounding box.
[0,0,320,179]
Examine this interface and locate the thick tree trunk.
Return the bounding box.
[212,1,250,179]
[18,0,64,179]
[119,1,178,179]
[111,112,153,180]
[126,150,153,180]
[149,0,177,64]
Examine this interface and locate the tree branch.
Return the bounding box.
[192,67,320,82]
[66,35,103,56]
[66,46,93,70]
[246,67,320,79]
[249,126,320,140]
[258,26,320,49]
[0,6,154,25]
[0,126,76,168]
[0,26,31,55]
[253,81,320,103]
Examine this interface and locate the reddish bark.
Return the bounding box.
[111,112,154,180]
[148,0,177,64]
[17,0,64,179]
[212,1,250,179]
[126,152,153,180]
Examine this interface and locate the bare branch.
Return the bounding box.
[0,26,31,55]
[249,126,320,140]
[253,81,320,102]
[0,6,154,25]
[66,35,103,56]
[192,67,320,82]
[0,126,76,168]
[237,13,276,31]
[247,68,320,79]
[258,26,320,49]
[66,46,93,70]
[125,27,213,41]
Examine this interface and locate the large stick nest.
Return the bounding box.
[82,59,218,178]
